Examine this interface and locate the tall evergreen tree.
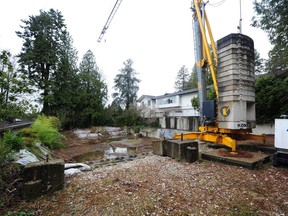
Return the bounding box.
[255,75,288,123]
[174,65,190,91]
[49,32,81,127]
[254,49,265,75]
[78,50,107,125]
[16,9,68,114]
[0,50,30,121]
[113,59,140,110]
[187,65,198,89]
[0,50,16,104]
[252,0,288,72]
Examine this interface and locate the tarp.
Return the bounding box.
[64,163,92,175]
[13,149,39,165]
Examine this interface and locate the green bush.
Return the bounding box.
[18,128,36,147]
[2,131,24,151]
[48,116,61,130]
[18,127,35,138]
[31,115,65,149]
[0,141,11,165]
[133,125,144,133]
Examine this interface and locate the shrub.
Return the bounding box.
[31,115,65,149]
[2,130,24,151]
[0,141,11,165]
[133,125,144,133]
[18,128,36,147]
[18,127,35,138]
[48,116,61,130]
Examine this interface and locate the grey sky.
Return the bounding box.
[0,0,271,102]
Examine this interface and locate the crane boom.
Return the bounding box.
[97,0,123,43]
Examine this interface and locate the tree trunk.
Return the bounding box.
[42,63,50,114]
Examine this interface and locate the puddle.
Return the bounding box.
[104,147,137,159]
[109,139,142,147]
[107,137,124,142]
[72,128,142,162]
[76,147,137,162]
[76,151,104,162]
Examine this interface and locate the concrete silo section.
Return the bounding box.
[217,33,256,130]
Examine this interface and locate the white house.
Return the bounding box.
[137,88,200,131]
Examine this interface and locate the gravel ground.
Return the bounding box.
[15,154,288,215]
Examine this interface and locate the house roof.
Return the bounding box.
[155,87,198,99]
[137,85,213,101]
[137,95,156,102]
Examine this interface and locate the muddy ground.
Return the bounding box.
[3,129,288,215]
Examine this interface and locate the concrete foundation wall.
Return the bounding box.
[253,124,275,135]
[158,116,199,131]
[23,159,64,200]
[140,128,187,139]
[140,123,274,139]
[152,140,199,162]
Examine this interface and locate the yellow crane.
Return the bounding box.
[97,0,123,43]
[97,0,266,153]
[174,0,266,153]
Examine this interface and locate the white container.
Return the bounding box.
[275,119,288,150]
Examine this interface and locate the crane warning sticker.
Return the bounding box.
[220,106,230,117]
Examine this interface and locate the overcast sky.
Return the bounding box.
[0,0,271,102]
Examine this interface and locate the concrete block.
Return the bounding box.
[168,140,198,161]
[187,147,198,163]
[23,159,64,200]
[217,73,255,83]
[218,47,254,59]
[218,95,255,102]
[24,161,45,182]
[218,79,255,88]
[217,33,254,50]
[218,58,254,67]
[218,46,254,58]
[164,140,173,158]
[162,140,168,156]
[152,140,164,156]
[218,90,255,99]
[218,54,254,65]
[218,85,255,93]
[45,160,65,192]
[23,180,42,200]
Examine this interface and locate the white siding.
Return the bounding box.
[138,90,200,130]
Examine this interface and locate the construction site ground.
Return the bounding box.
[4,129,288,215]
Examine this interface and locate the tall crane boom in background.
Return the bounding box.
[97,0,123,43]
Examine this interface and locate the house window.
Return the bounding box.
[148,100,151,106]
[157,96,177,105]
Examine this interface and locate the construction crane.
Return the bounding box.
[97,0,123,43]
[174,0,266,153]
